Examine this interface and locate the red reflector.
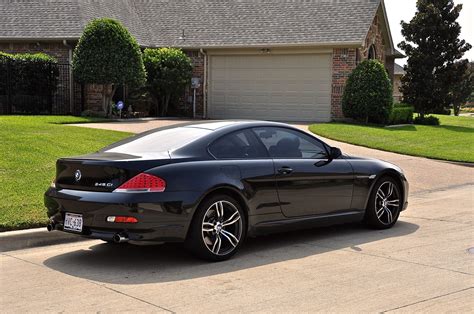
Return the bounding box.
[107,216,138,223]
[114,173,166,193]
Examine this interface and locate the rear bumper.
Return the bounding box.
[44,187,202,242]
[47,222,176,242]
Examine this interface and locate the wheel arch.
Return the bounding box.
[364,170,405,210]
[185,185,250,239]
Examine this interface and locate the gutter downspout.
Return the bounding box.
[199,48,208,119]
[62,40,74,114]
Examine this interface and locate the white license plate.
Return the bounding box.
[64,213,83,232]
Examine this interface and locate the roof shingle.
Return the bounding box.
[394,63,405,75]
[0,0,381,48]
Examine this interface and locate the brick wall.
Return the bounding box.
[331,48,357,119]
[393,74,403,102]
[0,42,70,63]
[182,50,205,117]
[330,14,389,120]
[84,84,107,112]
[0,41,77,114]
[360,15,386,63]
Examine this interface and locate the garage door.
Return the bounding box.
[208,54,332,122]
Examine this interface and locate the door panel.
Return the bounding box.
[238,160,281,215]
[252,126,355,217]
[274,159,354,217]
[208,129,280,216]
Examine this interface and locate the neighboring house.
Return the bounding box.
[0,0,403,122]
[393,63,405,103]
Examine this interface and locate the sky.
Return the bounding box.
[384,0,473,66]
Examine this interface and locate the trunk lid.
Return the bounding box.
[54,152,170,192]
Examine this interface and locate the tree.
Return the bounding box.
[72,18,146,116]
[342,60,393,124]
[450,61,473,116]
[143,48,193,116]
[398,0,471,117]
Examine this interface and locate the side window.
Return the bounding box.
[253,127,328,159]
[209,130,268,159]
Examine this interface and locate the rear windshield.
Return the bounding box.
[103,127,212,155]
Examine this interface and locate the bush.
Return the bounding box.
[80,110,107,118]
[11,52,59,96]
[0,52,13,95]
[73,18,146,115]
[342,60,393,124]
[389,103,414,125]
[143,48,193,116]
[414,115,440,125]
[0,51,59,113]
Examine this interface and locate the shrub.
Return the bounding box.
[73,18,146,116]
[342,60,393,124]
[0,51,59,113]
[80,110,107,118]
[389,103,414,125]
[0,52,13,95]
[11,53,59,97]
[414,115,440,125]
[143,48,193,116]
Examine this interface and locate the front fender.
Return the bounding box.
[348,158,409,211]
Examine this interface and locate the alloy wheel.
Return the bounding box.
[374,181,400,225]
[201,200,243,256]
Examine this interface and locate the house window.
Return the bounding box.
[368,44,377,60]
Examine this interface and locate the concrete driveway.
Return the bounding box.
[1,119,473,312]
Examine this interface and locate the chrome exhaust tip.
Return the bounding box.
[113,233,129,243]
[46,223,55,232]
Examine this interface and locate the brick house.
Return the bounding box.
[0,0,403,122]
[393,63,406,103]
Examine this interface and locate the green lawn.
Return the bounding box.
[309,115,474,163]
[0,116,131,231]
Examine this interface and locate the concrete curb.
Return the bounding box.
[0,228,87,252]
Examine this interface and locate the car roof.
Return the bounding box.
[182,120,291,131]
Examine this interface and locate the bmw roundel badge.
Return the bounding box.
[74,170,82,182]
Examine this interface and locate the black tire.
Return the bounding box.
[185,194,246,261]
[365,176,402,229]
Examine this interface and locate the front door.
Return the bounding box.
[252,127,354,217]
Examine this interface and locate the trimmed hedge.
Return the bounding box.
[389,103,414,125]
[73,18,146,86]
[414,115,440,125]
[72,18,146,116]
[342,60,393,124]
[0,51,59,113]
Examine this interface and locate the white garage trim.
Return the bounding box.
[208,52,332,122]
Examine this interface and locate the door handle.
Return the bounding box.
[278,167,293,175]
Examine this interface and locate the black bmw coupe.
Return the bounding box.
[45,121,408,261]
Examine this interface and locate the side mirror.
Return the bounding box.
[329,147,342,159]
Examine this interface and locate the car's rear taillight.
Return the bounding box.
[113,173,166,193]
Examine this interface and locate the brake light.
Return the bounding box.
[114,173,166,193]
